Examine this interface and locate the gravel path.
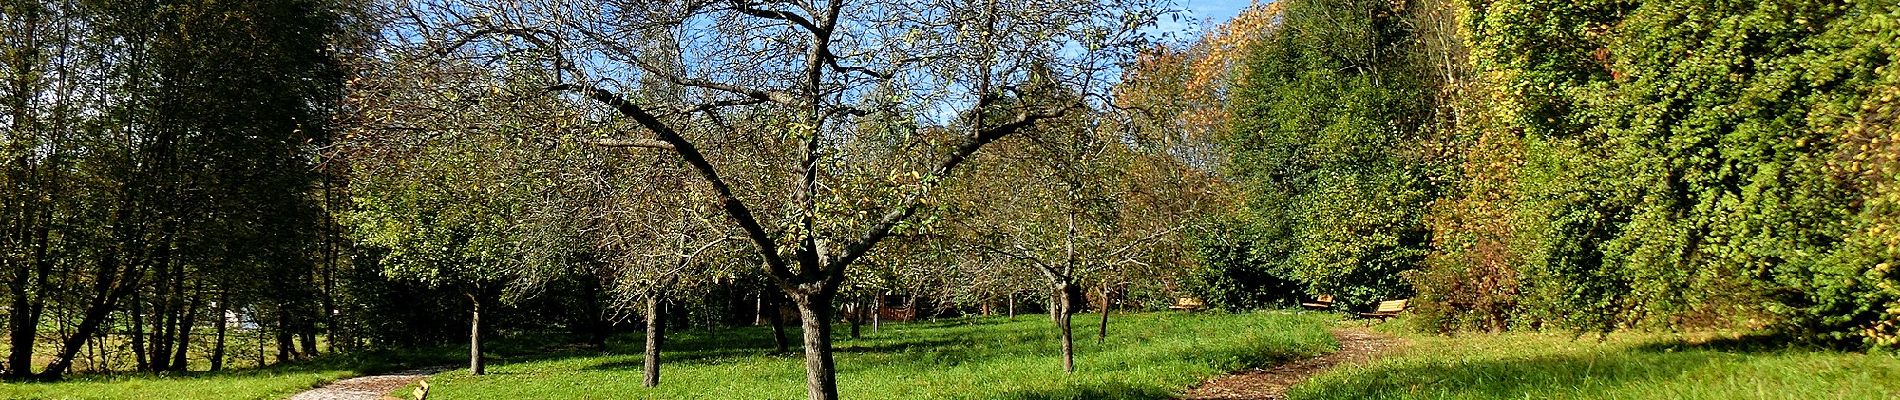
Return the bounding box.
[1182,327,1404,400]
[287,366,452,400]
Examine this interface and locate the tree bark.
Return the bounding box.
[468,293,484,376]
[4,223,51,379]
[1050,282,1081,374]
[1057,307,1075,374]
[209,290,228,372]
[131,294,148,371]
[643,295,664,388]
[846,299,861,340]
[767,294,789,353]
[172,284,202,370]
[1097,284,1110,345]
[274,310,293,364]
[793,290,838,400]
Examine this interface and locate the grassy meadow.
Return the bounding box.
[12,311,1900,400]
[412,312,1336,400]
[1289,323,1900,400]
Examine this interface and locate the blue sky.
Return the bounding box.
[1155,0,1261,41]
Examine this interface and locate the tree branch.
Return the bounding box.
[550,83,794,281]
[825,104,1077,275]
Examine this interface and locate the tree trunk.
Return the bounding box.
[209,290,227,372]
[4,221,52,379]
[846,300,861,340]
[131,295,148,371]
[792,290,839,400]
[767,294,789,353]
[1057,308,1075,374]
[274,310,293,364]
[298,326,318,359]
[1097,284,1110,345]
[871,295,881,333]
[1007,295,1015,320]
[468,293,484,376]
[172,285,202,370]
[643,295,664,388]
[581,274,608,349]
[1050,282,1080,374]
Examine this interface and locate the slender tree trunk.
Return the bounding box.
[642,295,664,388]
[298,326,318,359]
[131,295,148,371]
[846,299,861,340]
[4,223,52,379]
[792,289,838,400]
[209,290,227,372]
[274,310,293,364]
[1097,284,1110,345]
[1007,295,1015,320]
[468,293,483,376]
[255,322,265,368]
[41,258,143,379]
[767,294,789,353]
[1050,282,1080,374]
[1057,308,1074,374]
[581,274,607,349]
[153,258,183,371]
[171,285,202,370]
[871,295,881,333]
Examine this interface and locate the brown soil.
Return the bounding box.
[1181,327,1403,400]
[287,366,450,400]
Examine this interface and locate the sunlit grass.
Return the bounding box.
[0,338,478,400]
[1290,321,1900,400]
[414,311,1338,400]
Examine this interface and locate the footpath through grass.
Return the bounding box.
[416,312,1336,399]
[1290,323,1900,400]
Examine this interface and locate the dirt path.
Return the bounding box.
[1182,328,1403,400]
[287,366,451,400]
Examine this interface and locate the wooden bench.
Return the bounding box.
[1357,299,1409,321]
[1169,297,1207,311]
[1300,294,1335,310]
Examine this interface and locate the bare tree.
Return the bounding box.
[378,0,1165,398]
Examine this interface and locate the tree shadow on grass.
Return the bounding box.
[992,381,1175,400]
[1628,331,1847,354]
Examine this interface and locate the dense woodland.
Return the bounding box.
[1,0,1897,399]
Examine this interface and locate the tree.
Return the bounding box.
[947,84,1211,372]
[1222,0,1443,309]
[342,58,558,375]
[380,1,1164,397]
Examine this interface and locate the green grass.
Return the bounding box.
[413,312,1337,399]
[0,338,490,400]
[1290,323,1900,400]
[0,368,353,400]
